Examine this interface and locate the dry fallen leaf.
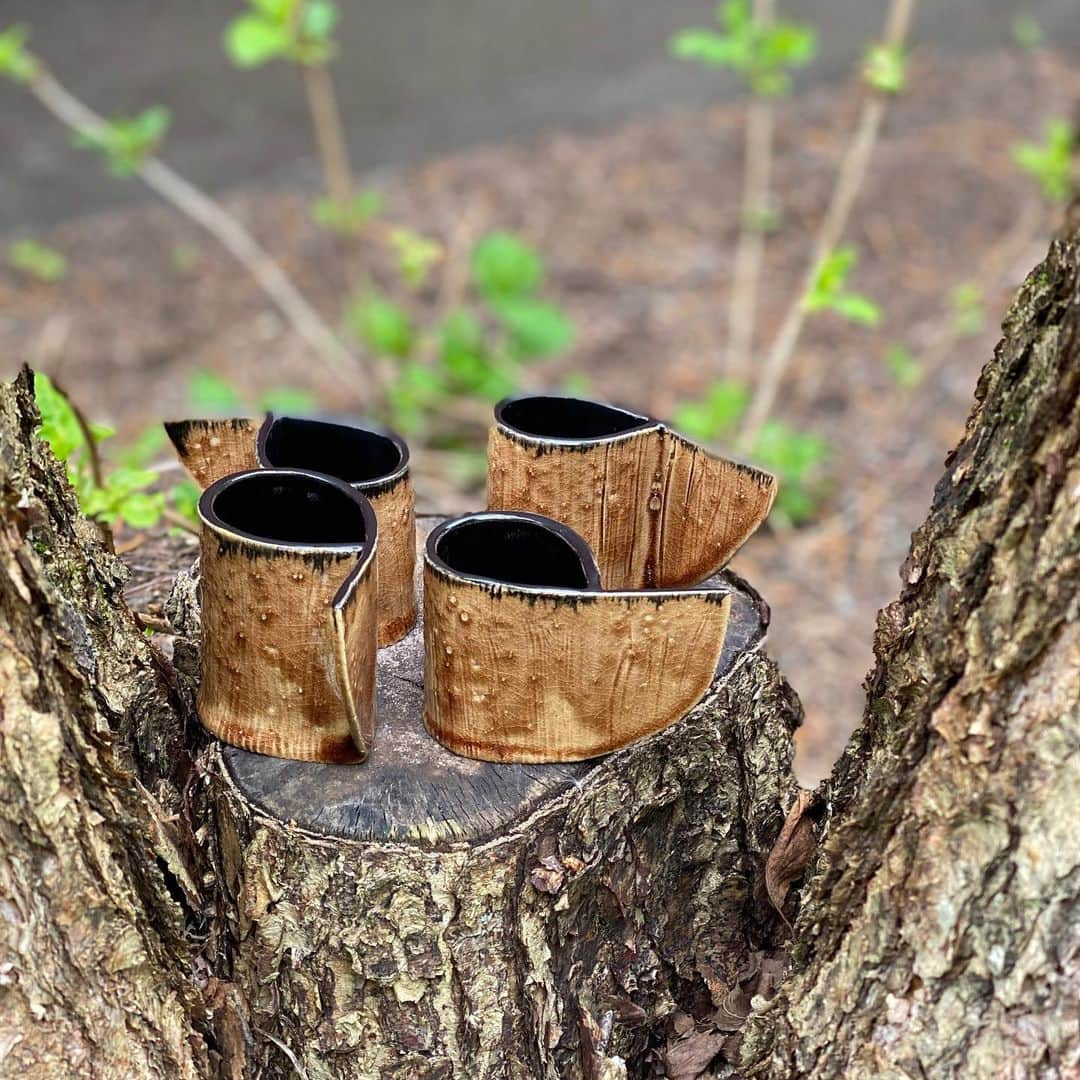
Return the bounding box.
[764,790,820,925]
[665,1029,727,1079]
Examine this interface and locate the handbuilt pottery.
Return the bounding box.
[198,468,378,763]
[167,413,416,646]
[486,394,778,589]
[423,511,732,763]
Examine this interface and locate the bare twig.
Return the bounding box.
[301,63,354,206]
[50,377,103,488]
[163,508,200,536]
[726,0,775,381]
[25,63,368,404]
[739,0,917,448]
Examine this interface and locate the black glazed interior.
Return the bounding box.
[433,514,598,589]
[497,396,651,441]
[261,417,405,486]
[207,470,370,547]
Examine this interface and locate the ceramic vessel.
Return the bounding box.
[198,468,378,762]
[486,394,778,589]
[423,511,731,763]
[167,413,416,646]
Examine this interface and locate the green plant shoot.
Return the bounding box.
[883,343,922,389]
[0,23,35,82]
[950,282,986,338]
[8,239,68,283]
[670,0,816,97]
[310,190,383,236]
[863,42,907,94]
[225,0,339,68]
[673,379,751,441]
[73,107,171,176]
[804,247,881,326]
[1012,119,1076,203]
[34,373,168,531]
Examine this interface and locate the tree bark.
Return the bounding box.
[0,210,1078,1078]
[742,208,1080,1078]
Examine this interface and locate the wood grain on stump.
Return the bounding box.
[219,517,769,845]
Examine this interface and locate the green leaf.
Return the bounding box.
[489,297,574,359]
[7,239,68,283]
[804,247,880,326]
[752,420,830,526]
[807,247,856,302]
[863,42,907,94]
[561,372,592,397]
[311,189,382,234]
[671,2,815,96]
[188,370,243,412]
[883,343,922,389]
[250,0,295,21]
[384,361,444,434]
[831,292,881,326]
[672,378,750,441]
[224,14,290,67]
[950,281,986,337]
[472,232,544,299]
[669,28,739,67]
[1011,119,1075,202]
[170,480,201,524]
[119,425,168,467]
[33,372,85,464]
[74,107,171,176]
[104,467,160,498]
[258,387,318,414]
[302,0,339,41]
[346,293,415,358]
[1012,14,1044,48]
[0,24,35,83]
[117,491,165,530]
[390,229,444,289]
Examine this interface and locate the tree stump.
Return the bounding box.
[166,520,801,1076]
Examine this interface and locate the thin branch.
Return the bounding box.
[739,0,917,448]
[25,63,369,405]
[50,377,103,488]
[301,63,355,206]
[726,0,775,381]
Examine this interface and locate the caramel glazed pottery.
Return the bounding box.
[486,394,778,590]
[197,468,379,763]
[165,413,416,646]
[423,511,732,763]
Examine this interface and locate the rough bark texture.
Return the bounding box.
[741,211,1080,1077]
[208,652,799,1078]
[0,369,219,1077]
[1,211,1078,1079]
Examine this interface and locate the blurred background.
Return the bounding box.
[2,0,1077,779]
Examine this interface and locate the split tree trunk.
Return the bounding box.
[1,209,1078,1079]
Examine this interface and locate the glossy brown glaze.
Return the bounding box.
[167,414,416,646]
[198,471,378,763]
[365,475,417,647]
[164,417,260,489]
[422,513,731,763]
[487,407,777,589]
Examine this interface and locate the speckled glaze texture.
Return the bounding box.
[164,417,261,489]
[198,490,378,763]
[422,519,731,762]
[364,475,417,646]
[487,420,777,589]
[167,414,417,646]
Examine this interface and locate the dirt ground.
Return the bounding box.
[3,48,1076,780]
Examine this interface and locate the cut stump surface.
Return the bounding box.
[221,516,769,846]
